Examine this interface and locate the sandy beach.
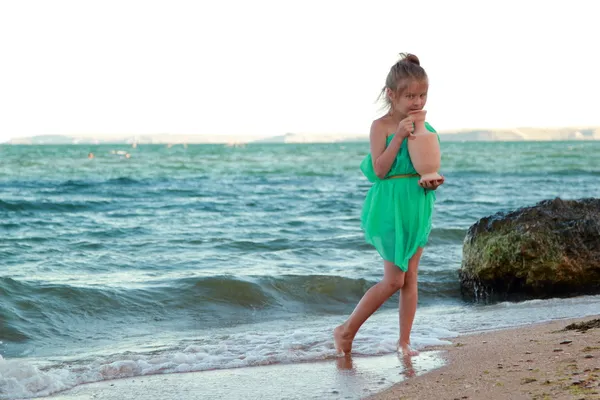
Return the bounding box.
[35,315,599,400]
[370,316,600,400]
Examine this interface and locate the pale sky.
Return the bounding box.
[1,0,598,142]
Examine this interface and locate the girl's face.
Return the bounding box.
[388,79,428,117]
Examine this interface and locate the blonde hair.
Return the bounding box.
[378,53,428,110]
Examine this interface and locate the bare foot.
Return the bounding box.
[399,353,416,378]
[335,354,354,371]
[333,325,353,355]
[397,342,419,357]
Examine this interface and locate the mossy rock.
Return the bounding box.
[460,198,600,301]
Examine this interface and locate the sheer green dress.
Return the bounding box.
[360,122,438,271]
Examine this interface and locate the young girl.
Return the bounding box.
[334,53,444,357]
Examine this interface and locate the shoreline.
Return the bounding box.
[38,350,445,400]
[27,315,600,400]
[368,315,600,400]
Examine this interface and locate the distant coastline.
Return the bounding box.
[4,126,600,144]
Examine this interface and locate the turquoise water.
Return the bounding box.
[1,141,599,399]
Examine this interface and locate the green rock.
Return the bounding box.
[460,198,600,301]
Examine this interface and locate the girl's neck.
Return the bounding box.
[387,109,407,124]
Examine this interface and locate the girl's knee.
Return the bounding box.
[402,273,418,290]
[383,261,406,291]
[384,276,405,291]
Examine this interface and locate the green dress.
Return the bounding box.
[360,122,438,271]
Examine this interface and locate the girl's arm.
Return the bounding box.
[370,119,413,179]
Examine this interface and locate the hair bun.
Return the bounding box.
[399,53,420,66]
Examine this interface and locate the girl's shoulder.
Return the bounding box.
[371,115,395,138]
[424,121,437,133]
[424,121,440,143]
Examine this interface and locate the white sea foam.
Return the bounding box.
[1,294,598,399]
[0,314,457,399]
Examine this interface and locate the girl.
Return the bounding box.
[334,53,444,356]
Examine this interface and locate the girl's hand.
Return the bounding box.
[395,116,417,141]
[419,176,445,190]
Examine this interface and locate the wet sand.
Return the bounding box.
[41,351,445,400]
[369,316,600,400]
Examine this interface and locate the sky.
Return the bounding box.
[1,0,599,143]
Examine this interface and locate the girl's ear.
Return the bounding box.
[386,88,394,103]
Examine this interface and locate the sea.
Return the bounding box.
[1,141,599,399]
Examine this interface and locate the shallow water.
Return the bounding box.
[1,141,599,399]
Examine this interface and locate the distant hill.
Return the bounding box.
[7,134,250,145]
[252,132,369,143]
[5,126,600,144]
[9,135,80,144]
[438,127,600,142]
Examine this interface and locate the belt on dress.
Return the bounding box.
[385,174,420,180]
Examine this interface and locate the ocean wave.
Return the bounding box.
[2,292,599,400]
[550,169,600,176]
[0,223,20,230]
[105,177,141,185]
[428,227,466,243]
[445,169,600,177]
[0,318,456,400]
[0,316,30,343]
[58,179,93,188]
[58,177,142,187]
[214,236,375,252]
[0,274,457,337]
[0,199,112,213]
[0,273,461,317]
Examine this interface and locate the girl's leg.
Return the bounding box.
[398,247,423,356]
[334,260,405,354]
